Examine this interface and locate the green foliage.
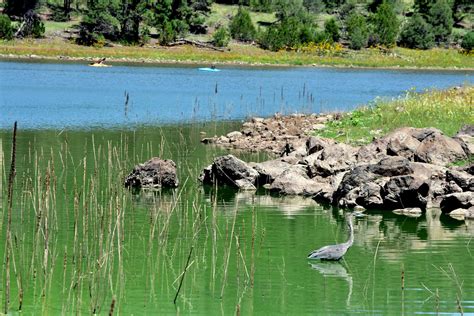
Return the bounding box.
[213,26,230,47]
[323,0,346,12]
[77,2,120,46]
[229,7,256,42]
[427,0,453,44]
[461,31,474,52]
[398,14,434,50]
[370,1,399,47]
[259,15,317,51]
[250,0,274,12]
[0,14,14,40]
[413,0,432,16]
[346,13,368,50]
[258,1,317,51]
[324,18,340,42]
[317,86,474,144]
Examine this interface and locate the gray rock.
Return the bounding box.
[310,143,358,177]
[446,169,474,191]
[440,192,474,213]
[385,129,421,160]
[454,134,474,156]
[415,133,467,166]
[125,157,179,189]
[356,139,388,164]
[410,127,442,142]
[456,125,474,137]
[383,175,429,209]
[251,159,293,185]
[306,136,336,155]
[211,155,259,189]
[269,165,329,195]
[226,131,243,140]
[369,156,413,177]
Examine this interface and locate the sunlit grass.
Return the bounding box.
[317,85,474,144]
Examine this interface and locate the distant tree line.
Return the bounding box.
[0,0,472,52]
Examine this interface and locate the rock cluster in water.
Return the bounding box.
[200,115,473,219]
[125,157,179,189]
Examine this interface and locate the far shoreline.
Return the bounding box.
[2,53,474,72]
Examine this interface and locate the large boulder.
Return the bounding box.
[268,165,329,196]
[332,156,430,209]
[383,175,430,209]
[125,157,179,189]
[440,192,474,213]
[385,128,421,160]
[309,143,358,177]
[199,155,259,190]
[415,133,467,166]
[251,159,294,185]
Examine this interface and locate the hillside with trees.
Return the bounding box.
[0,0,472,53]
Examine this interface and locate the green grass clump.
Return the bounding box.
[317,85,474,144]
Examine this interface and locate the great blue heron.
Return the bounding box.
[307,214,354,260]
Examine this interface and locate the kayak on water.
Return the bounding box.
[198,67,221,72]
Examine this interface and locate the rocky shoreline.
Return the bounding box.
[123,113,473,219]
[198,115,474,219]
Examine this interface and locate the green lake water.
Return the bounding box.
[1,124,473,315]
[0,61,473,314]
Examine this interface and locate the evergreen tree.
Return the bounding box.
[259,0,317,50]
[370,1,399,47]
[346,13,368,50]
[398,14,434,49]
[229,7,256,42]
[427,0,453,44]
[324,18,340,42]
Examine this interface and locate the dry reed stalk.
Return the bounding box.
[174,246,194,305]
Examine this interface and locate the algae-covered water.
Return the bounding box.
[0,61,473,314]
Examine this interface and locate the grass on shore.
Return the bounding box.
[0,37,473,69]
[316,85,474,144]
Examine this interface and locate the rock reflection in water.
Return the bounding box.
[356,209,474,262]
[234,191,320,217]
[310,261,353,307]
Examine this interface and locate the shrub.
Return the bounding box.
[346,13,368,50]
[77,9,120,46]
[213,26,230,47]
[0,14,13,40]
[461,31,474,52]
[370,1,399,47]
[427,0,453,44]
[324,18,340,42]
[398,14,434,49]
[229,7,256,42]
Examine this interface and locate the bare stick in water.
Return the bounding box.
[4,121,17,314]
[173,246,194,305]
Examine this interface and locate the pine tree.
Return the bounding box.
[398,14,434,49]
[427,0,453,44]
[370,1,399,47]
